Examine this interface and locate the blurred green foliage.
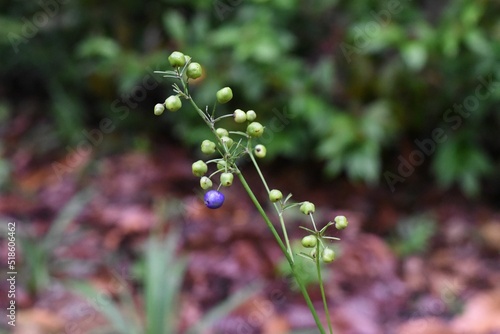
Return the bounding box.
[390,213,437,257]
[1,0,499,195]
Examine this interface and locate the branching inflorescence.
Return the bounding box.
[154,51,349,334]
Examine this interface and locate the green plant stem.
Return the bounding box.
[237,173,326,334]
[181,75,326,333]
[316,243,334,334]
[248,152,294,261]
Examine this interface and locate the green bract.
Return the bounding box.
[300,201,315,215]
[246,122,264,137]
[220,172,234,186]
[216,87,233,104]
[322,248,335,263]
[233,109,247,123]
[217,160,228,171]
[192,160,208,177]
[301,235,317,248]
[246,110,257,121]
[334,215,348,230]
[154,103,165,116]
[200,176,213,189]
[165,95,182,112]
[269,189,283,202]
[186,62,202,79]
[216,128,229,138]
[254,144,266,158]
[168,51,186,67]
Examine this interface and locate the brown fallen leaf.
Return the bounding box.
[15,308,64,334]
[397,316,455,334]
[479,220,500,251]
[451,288,500,334]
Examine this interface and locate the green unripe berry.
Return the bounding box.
[216,87,233,104]
[201,140,216,154]
[233,109,247,123]
[192,160,208,177]
[217,160,228,171]
[221,136,234,148]
[154,103,165,116]
[220,172,234,186]
[269,189,283,202]
[186,62,202,79]
[246,122,264,137]
[300,201,315,215]
[246,110,257,121]
[254,144,266,158]
[334,215,348,230]
[310,248,317,259]
[301,235,317,248]
[322,248,335,263]
[200,176,213,189]
[165,95,182,112]
[168,51,186,67]
[216,128,229,138]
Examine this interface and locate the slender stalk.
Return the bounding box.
[248,152,294,261]
[316,243,334,334]
[237,173,326,334]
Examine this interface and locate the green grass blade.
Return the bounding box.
[42,188,94,250]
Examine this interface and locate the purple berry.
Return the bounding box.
[204,190,225,209]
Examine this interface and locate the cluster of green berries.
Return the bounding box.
[299,206,349,263]
[155,52,270,209]
[153,51,203,116]
[157,51,348,271]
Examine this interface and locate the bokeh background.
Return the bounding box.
[1,0,499,333]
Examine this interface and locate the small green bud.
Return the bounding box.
[300,201,315,215]
[220,172,234,186]
[192,160,208,177]
[246,122,264,137]
[216,87,233,104]
[301,235,317,248]
[334,216,348,230]
[322,248,335,263]
[200,176,213,189]
[186,62,202,79]
[233,109,247,123]
[310,248,317,258]
[201,140,216,154]
[168,51,186,67]
[220,136,234,148]
[165,95,182,112]
[269,189,283,202]
[254,144,266,158]
[217,160,228,171]
[154,103,165,116]
[216,128,229,138]
[246,110,257,121]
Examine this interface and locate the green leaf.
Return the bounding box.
[401,42,427,71]
[162,11,187,43]
[76,37,121,59]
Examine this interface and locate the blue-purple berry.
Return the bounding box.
[204,190,225,209]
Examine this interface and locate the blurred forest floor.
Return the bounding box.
[1,107,500,334]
